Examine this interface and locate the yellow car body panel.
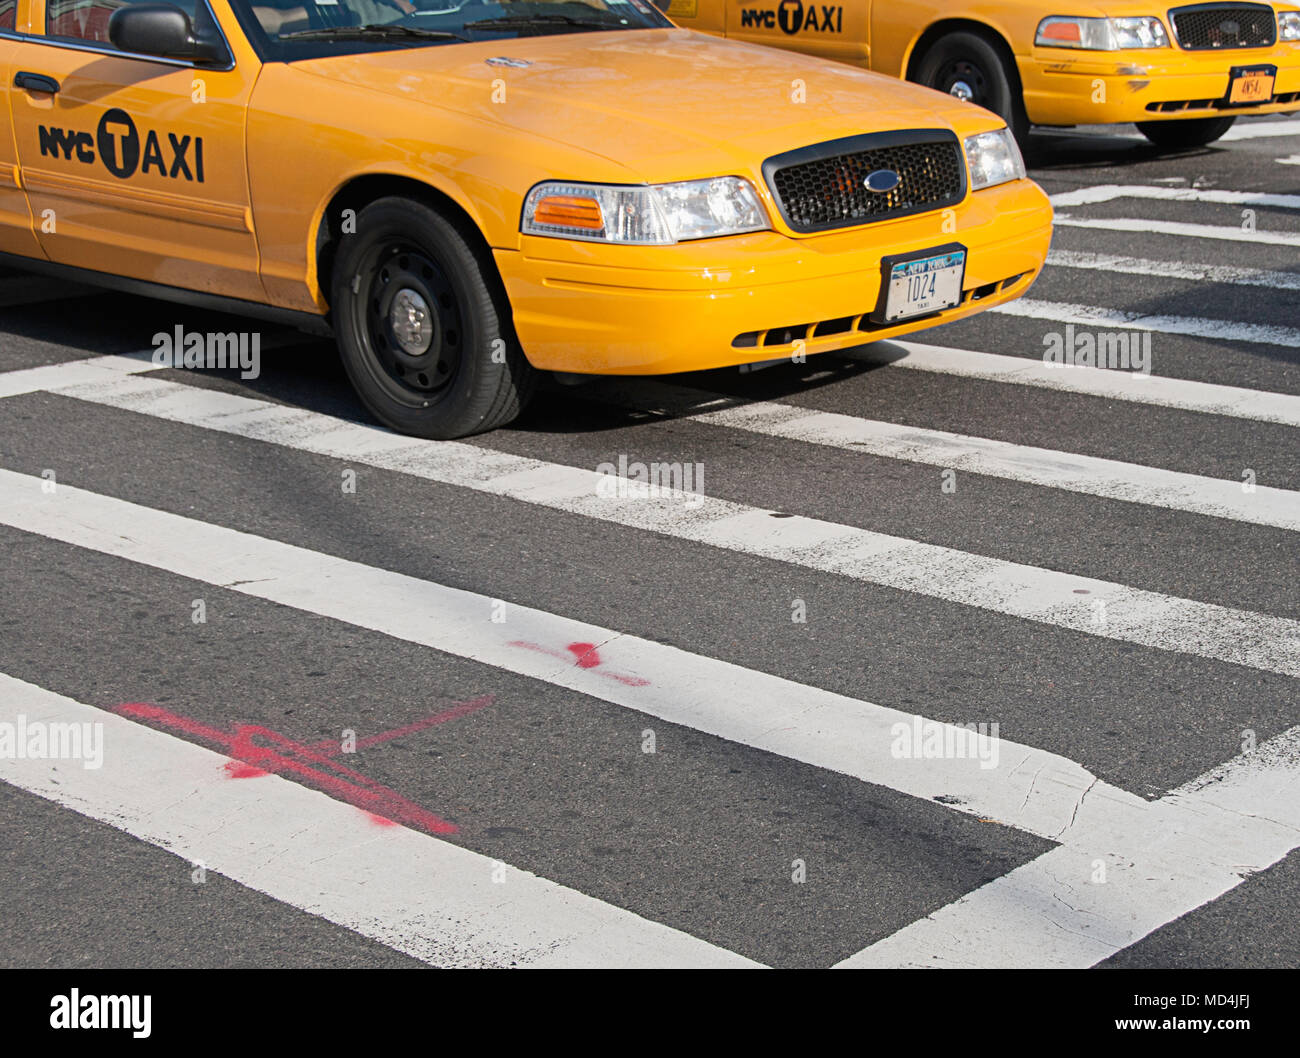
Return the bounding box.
[1,1,1051,378]
[669,0,1300,126]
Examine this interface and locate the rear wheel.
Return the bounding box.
[916,31,1030,146]
[330,196,535,439]
[1135,115,1236,149]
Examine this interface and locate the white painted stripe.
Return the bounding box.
[586,379,1300,531]
[0,673,760,968]
[1049,184,1300,209]
[837,725,1300,968]
[0,467,1140,841]
[1221,119,1300,141]
[1052,214,1300,246]
[1046,248,1300,291]
[0,334,308,399]
[1278,154,1300,165]
[990,297,1300,349]
[844,340,1300,428]
[0,352,158,399]
[0,276,103,309]
[27,381,1300,677]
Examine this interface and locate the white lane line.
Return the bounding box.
[0,352,159,399]
[29,380,1300,678]
[837,725,1300,968]
[583,380,1300,531]
[1221,119,1300,141]
[990,297,1300,349]
[0,467,1138,841]
[0,334,306,400]
[1052,215,1300,246]
[843,340,1300,428]
[1046,248,1300,291]
[1049,184,1300,209]
[1278,155,1300,165]
[0,673,760,968]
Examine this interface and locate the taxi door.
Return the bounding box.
[7,0,263,300]
[0,0,43,257]
[725,0,870,68]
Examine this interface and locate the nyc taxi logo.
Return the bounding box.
[37,109,206,183]
[740,0,843,34]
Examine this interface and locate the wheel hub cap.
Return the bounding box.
[389,288,434,356]
[949,79,975,102]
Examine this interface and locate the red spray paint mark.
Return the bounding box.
[508,640,650,687]
[567,642,603,669]
[114,695,494,836]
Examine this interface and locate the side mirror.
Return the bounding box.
[108,3,229,65]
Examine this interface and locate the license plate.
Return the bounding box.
[1229,69,1275,104]
[881,248,965,323]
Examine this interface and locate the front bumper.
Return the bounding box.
[495,178,1052,375]
[1022,42,1300,125]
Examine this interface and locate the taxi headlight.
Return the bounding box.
[964,128,1026,190]
[522,177,769,244]
[1035,15,1168,49]
[1279,11,1300,41]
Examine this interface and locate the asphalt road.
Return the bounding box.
[0,114,1297,970]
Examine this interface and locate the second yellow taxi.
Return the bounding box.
[667,1,1300,147]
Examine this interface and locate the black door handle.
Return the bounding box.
[14,72,60,94]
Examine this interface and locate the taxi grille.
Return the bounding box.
[763,131,966,234]
[1170,3,1277,49]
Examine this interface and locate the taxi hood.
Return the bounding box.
[295,28,998,181]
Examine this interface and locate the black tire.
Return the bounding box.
[916,31,1030,146]
[1135,115,1236,149]
[330,196,536,439]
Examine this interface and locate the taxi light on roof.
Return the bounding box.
[532,194,604,231]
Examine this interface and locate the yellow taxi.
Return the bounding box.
[0,0,1051,437]
[666,1,1300,147]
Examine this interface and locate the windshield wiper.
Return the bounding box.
[463,13,627,33]
[280,24,469,42]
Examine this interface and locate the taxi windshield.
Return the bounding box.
[234,0,674,58]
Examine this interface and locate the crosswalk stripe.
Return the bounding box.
[1049,184,1300,209]
[843,341,1300,427]
[580,380,1300,531]
[990,297,1300,349]
[836,724,1300,968]
[0,673,761,968]
[1221,119,1300,141]
[1052,214,1300,246]
[0,352,159,399]
[0,467,1137,841]
[0,335,303,400]
[1045,248,1300,291]
[25,380,1300,677]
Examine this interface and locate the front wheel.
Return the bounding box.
[916,31,1030,146]
[1135,115,1236,149]
[330,196,536,439]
